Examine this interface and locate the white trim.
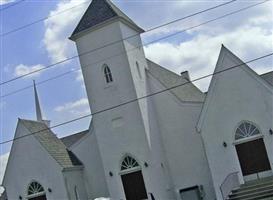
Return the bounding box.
[119,167,142,175]
[26,191,46,199]
[233,134,264,145]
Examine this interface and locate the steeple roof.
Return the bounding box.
[70,0,144,39]
[33,80,43,122]
[33,81,50,126]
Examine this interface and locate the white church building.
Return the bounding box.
[2,0,273,200]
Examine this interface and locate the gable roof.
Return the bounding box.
[146,59,205,102]
[260,71,273,86]
[61,130,89,148]
[197,45,273,132]
[70,0,144,39]
[21,119,82,168]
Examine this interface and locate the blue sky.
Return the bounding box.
[0,0,272,176]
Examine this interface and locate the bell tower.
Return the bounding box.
[70,0,171,199]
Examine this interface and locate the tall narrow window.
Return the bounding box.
[103,65,113,83]
[136,62,142,79]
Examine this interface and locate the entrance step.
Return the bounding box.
[227,177,273,200]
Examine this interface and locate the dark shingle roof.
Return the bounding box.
[21,119,82,168]
[146,59,205,102]
[61,130,89,148]
[71,0,143,38]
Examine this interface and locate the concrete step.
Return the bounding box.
[232,179,273,193]
[242,177,273,187]
[228,189,273,200]
[230,184,273,197]
[227,177,273,200]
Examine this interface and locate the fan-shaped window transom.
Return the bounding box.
[28,181,45,195]
[235,122,261,140]
[121,156,140,171]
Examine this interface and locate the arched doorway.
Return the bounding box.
[235,121,271,178]
[26,181,47,200]
[120,155,148,200]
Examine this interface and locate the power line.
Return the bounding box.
[0,0,90,37]
[0,0,268,97]
[0,0,25,12]
[0,69,79,98]
[0,52,272,145]
[0,0,240,86]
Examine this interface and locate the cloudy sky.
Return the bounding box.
[0,0,272,182]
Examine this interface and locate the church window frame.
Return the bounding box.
[234,121,262,143]
[26,181,46,199]
[103,64,113,84]
[136,61,142,79]
[120,154,141,175]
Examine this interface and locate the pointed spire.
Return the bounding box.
[33,80,43,122]
[70,0,144,40]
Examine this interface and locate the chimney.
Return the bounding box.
[180,71,190,81]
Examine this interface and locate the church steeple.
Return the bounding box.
[33,81,50,126]
[33,80,43,122]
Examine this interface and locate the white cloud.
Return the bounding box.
[42,0,272,89]
[43,0,88,63]
[76,70,84,82]
[0,0,14,5]
[54,98,90,116]
[14,64,44,78]
[144,25,272,91]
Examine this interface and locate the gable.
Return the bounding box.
[197,45,273,132]
[2,121,63,187]
[20,119,82,168]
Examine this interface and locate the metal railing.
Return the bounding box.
[220,171,240,200]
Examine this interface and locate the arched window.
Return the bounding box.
[103,65,113,83]
[136,61,142,78]
[27,181,45,196]
[121,155,140,171]
[235,121,261,140]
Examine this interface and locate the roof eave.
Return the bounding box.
[69,16,144,42]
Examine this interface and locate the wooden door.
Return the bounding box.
[29,195,47,200]
[236,138,271,176]
[121,170,148,200]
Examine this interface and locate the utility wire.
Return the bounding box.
[0,69,79,98]
[0,0,240,86]
[0,0,268,98]
[0,52,272,145]
[0,0,90,37]
[0,0,25,12]
[1,0,236,37]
